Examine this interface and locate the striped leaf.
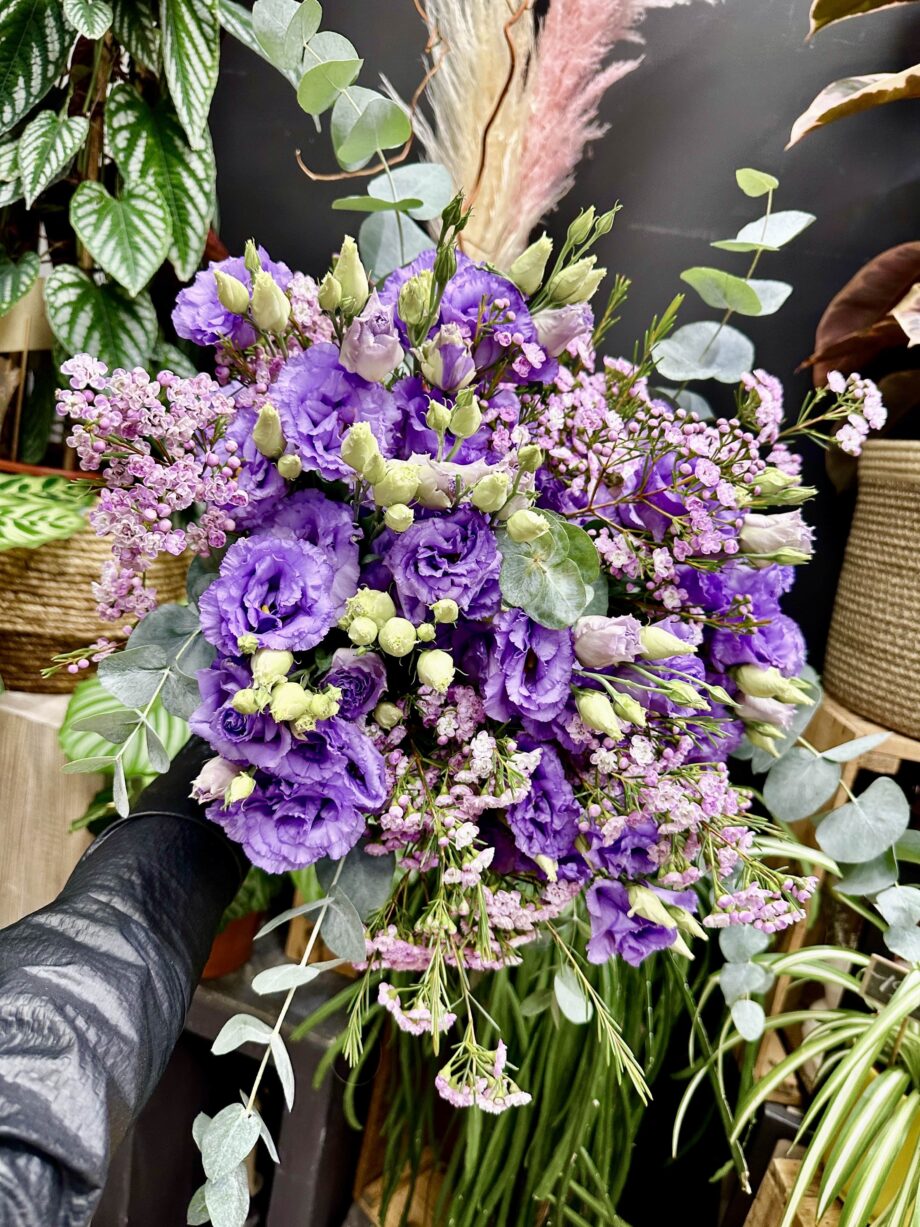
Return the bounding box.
[70,180,171,295]
[111,0,159,67]
[19,110,89,208]
[45,264,157,368]
[217,0,300,85]
[838,1092,920,1227]
[0,473,92,551]
[63,0,112,38]
[60,674,189,778]
[819,1068,911,1217]
[0,249,39,316]
[160,0,219,151]
[0,139,18,181]
[0,1,73,137]
[0,178,22,207]
[106,85,215,281]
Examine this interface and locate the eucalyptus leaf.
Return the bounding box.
[745,279,794,315]
[203,1162,249,1227]
[367,161,455,222]
[60,755,116,774]
[255,896,331,939]
[816,776,910,864]
[821,731,890,762]
[144,722,171,773]
[735,167,779,197]
[836,849,898,896]
[322,890,367,963]
[70,709,140,744]
[200,1104,260,1181]
[317,846,394,919]
[554,966,593,1024]
[331,86,410,170]
[876,886,920,927]
[582,573,609,617]
[112,758,129,817]
[680,267,762,315]
[731,998,766,1042]
[250,960,342,994]
[253,0,319,70]
[187,1184,210,1226]
[762,746,841,823]
[519,989,554,1018]
[711,210,816,253]
[212,1013,273,1056]
[98,645,169,708]
[128,602,205,668]
[719,925,770,963]
[897,830,920,864]
[885,926,920,964]
[720,961,774,1005]
[653,321,755,384]
[237,1096,279,1163]
[358,210,434,281]
[163,670,203,720]
[332,194,423,214]
[270,1033,295,1109]
[192,1112,211,1150]
[217,0,299,85]
[296,31,362,115]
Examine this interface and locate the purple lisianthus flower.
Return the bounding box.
[573,615,642,668]
[172,246,292,349]
[590,820,659,879]
[381,506,501,620]
[210,777,363,871]
[483,609,574,724]
[191,657,291,770]
[325,648,387,719]
[505,742,582,862]
[677,561,793,617]
[198,536,336,655]
[379,249,473,339]
[214,406,286,531]
[709,613,806,677]
[339,291,405,383]
[280,717,387,812]
[256,488,359,614]
[585,880,677,966]
[272,343,399,481]
[533,304,594,358]
[418,324,477,394]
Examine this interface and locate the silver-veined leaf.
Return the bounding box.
[18,111,89,208]
[160,0,220,150]
[63,0,113,38]
[111,0,159,67]
[106,85,215,280]
[0,1,73,137]
[0,472,91,551]
[0,139,18,181]
[59,673,189,777]
[0,249,39,316]
[45,265,157,368]
[70,181,172,296]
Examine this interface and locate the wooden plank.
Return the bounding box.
[744,1150,841,1226]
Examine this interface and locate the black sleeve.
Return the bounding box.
[0,739,247,1227]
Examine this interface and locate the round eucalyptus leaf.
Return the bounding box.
[720,961,774,1005]
[885,925,920,965]
[297,31,361,115]
[762,746,841,823]
[331,86,410,170]
[653,321,755,384]
[816,776,910,864]
[731,999,765,1042]
[711,210,816,253]
[680,267,762,315]
[554,966,593,1024]
[719,925,770,963]
[877,885,920,927]
[368,161,454,222]
[200,1104,260,1181]
[836,850,898,897]
[358,210,433,281]
[735,167,779,198]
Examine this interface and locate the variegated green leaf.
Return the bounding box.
[111,0,159,67]
[789,65,920,146]
[0,178,23,206]
[0,1,73,137]
[160,0,219,150]
[838,1092,920,1227]
[819,1067,911,1217]
[0,249,39,316]
[60,674,189,778]
[0,140,18,182]
[45,264,157,369]
[106,85,215,281]
[0,473,92,551]
[70,180,171,296]
[63,0,112,38]
[19,111,89,208]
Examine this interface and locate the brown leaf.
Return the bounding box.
[788,64,920,146]
[803,242,920,384]
[809,0,920,38]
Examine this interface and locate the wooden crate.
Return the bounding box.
[744,1148,841,1227]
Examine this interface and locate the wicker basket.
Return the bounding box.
[0,530,188,693]
[824,439,920,738]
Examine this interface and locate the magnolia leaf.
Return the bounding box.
[358,210,434,281]
[711,210,816,253]
[720,961,774,1005]
[554,966,593,1024]
[822,731,890,762]
[112,0,159,66]
[331,86,410,170]
[790,65,920,146]
[332,194,423,214]
[203,1163,249,1227]
[735,167,779,197]
[297,31,362,115]
[106,86,216,281]
[762,746,841,823]
[317,846,394,919]
[63,0,113,38]
[730,999,765,1042]
[816,776,910,863]
[251,960,342,995]
[719,925,771,963]
[255,897,332,939]
[877,886,920,926]
[680,267,762,315]
[836,849,898,895]
[653,320,755,384]
[212,1013,273,1056]
[322,890,367,963]
[885,925,920,963]
[0,0,72,137]
[0,248,39,317]
[18,111,89,208]
[809,0,917,34]
[70,180,172,297]
[0,471,91,550]
[200,1105,260,1181]
[217,0,299,85]
[367,161,455,222]
[160,0,220,150]
[44,265,158,368]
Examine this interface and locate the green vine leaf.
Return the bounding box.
[0,249,39,316]
[0,0,73,137]
[18,110,89,208]
[160,0,220,150]
[45,264,158,368]
[0,472,92,551]
[111,0,159,67]
[63,0,113,38]
[70,180,172,296]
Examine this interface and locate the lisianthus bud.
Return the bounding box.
[373,461,420,507]
[418,324,476,393]
[517,444,543,473]
[607,688,647,728]
[663,680,708,709]
[191,756,239,803]
[237,633,259,655]
[533,303,593,357]
[277,453,302,480]
[567,207,596,246]
[318,272,342,312]
[230,687,261,715]
[398,270,434,328]
[252,403,285,459]
[344,587,397,628]
[426,400,452,434]
[735,667,815,706]
[225,772,256,805]
[341,421,383,479]
[384,503,414,533]
[575,691,623,739]
[250,271,291,332]
[449,395,482,439]
[737,695,795,729]
[470,471,509,512]
[270,681,312,722]
[593,207,617,238]
[573,615,642,668]
[331,236,369,315]
[339,290,404,383]
[214,270,250,315]
[307,688,341,720]
[347,616,379,646]
[417,648,454,692]
[757,466,802,500]
[747,727,782,756]
[739,510,813,565]
[378,617,417,657]
[627,884,677,929]
[507,233,553,296]
[251,649,294,688]
[506,509,550,542]
[534,854,558,883]
[244,239,261,277]
[416,622,436,642]
[638,625,696,661]
[431,598,459,624]
[373,701,403,729]
[546,257,606,306]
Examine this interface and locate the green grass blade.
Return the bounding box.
[818,1067,910,1217]
[839,1091,920,1227]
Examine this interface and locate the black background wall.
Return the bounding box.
[211,0,920,662]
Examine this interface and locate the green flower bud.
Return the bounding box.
[230,687,261,715]
[747,727,782,756]
[416,623,436,642]
[331,236,369,315]
[470,471,509,513]
[593,207,618,238]
[250,271,291,332]
[506,508,550,543]
[317,271,342,313]
[373,461,421,507]
[757,467,800,499]
[449,397,482,440]
[770,548,813,566]
[546,257,606,306]
[252,403,285,459]
[663,680,708,709]
[251,649,294,688]
[378,617,417,658]
[398,270,434,328]
[236,633,259,655]
[431,599,459,624]
[627,883,678,930]
[425,400,452,434]
[347,616,379,646]
[277,453,302,480]
[433,242,457,287]
[507,233,553,296]
[534,854,558,883]
[607,688,647,728]
[344,587,397,629]
[734,664,812,704]
[517,444,543,473]
[417,648,455,692]
[341,421,383,478]
[270,681,312,722]
[244,239,261,277]
[214,270,250,315]
[307,688,341,720]
[566,207,596,247]
[638,626,696,661]
[225,772,256,804]
[576,691,623,739]
[373,701,403,730]
[384,503,415,533]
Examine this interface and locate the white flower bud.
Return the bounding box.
[546,257,606,306]
[566,208,596,246]
[506,509,550,543]
[398,270,433,328]
[251,649,293,688]
[431,599,459,624]
[378,617,417,657]
[449,396,482,440]
[607,689,647,728]
[417,648,455,693]
[341,421,383,479]
[384,503,414,533]
[638,626,696,661]
[252,404,285,459]
[575,691,623,739]
[507,234,553,296]
[317,271,342,312]
[627,884,678,929]
[225,772,256,805]
[243,240,261,276]
[230,687,261,715]
[373,701,403,730]
[277,453,302,480]
[270,681,312,722]
[331,236,369,315]
[344,587,397,629]
[517,444,543,473]
[250,271,291,332]
[373,461,420,507]
[307,688,341,720]
[347,615,379,646]
[236,633,259,655]
[416,623,436,642]
[470,471,509,513]
[214,270,250,315]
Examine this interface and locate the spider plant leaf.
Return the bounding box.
[838,1091,920,1227]
[876,1126,920,1227]
[818,1067,910,1217]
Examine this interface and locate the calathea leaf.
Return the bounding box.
[70,181,172,296]
[160,0,220,151]
[0,1,73,137]
[0,249,39,317]
[63,0,113,38]
[45,265,157,368]
[18,111,89,208]
[0,471,90,550]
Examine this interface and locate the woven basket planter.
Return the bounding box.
[824,439,920,738]
[0,531,188,693]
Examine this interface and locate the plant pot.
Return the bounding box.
[202,912,264,981]
[823,439,920,738]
